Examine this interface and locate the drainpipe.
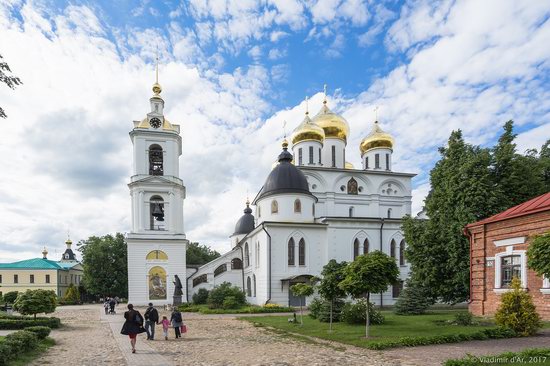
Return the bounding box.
[380,218,385,308]
[261,224,272,304]
[238,244,245,293]
[463,227,473,304]
[185,267,199,303]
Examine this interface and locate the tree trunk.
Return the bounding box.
[329,298,333,332]
[365,293,370,338]
[300,296,304,326]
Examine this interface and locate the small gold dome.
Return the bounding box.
[312,102,350,142]
[291,114,325,145]
[345,161,354,169]
[152,82,162,95]
[359,121,394,155]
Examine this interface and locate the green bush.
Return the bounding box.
[192,288,210,305]
[178,303,204,312]
[222,296,240,309]
[341,299,384,325]
[13,289,57,319]
[393,281,431,315]
[454,312,474,326]
[23,326,51,339]
[308,298,344,322]
[0,317,61,329]
[59,284,80,305]
[495,277,542,336]
[444,348,550,366]
[0,330,40,365]
[3,291,18,304]
[207,282,246,309]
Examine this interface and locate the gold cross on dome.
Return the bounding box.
[374,105,379,121]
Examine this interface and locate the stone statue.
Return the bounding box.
[173,275,183,296]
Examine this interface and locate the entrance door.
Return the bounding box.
[288,282,305,307]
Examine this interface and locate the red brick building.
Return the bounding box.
[465,192,550,320]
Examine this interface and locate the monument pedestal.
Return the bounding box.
[173,295,182,306]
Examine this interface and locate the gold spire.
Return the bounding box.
[305,96,309,115]
[152,48,162,97]
[323,83,327,104]
[282,138,289,148]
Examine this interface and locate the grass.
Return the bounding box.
[242,310,499,349]
[0,336,55,366]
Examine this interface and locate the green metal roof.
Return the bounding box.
[57,262,80,269]
[0,258,67,270]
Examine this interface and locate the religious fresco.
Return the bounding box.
[148,266,167,300]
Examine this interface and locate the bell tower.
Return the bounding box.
[126,59,188,306]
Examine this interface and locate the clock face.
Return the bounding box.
[150,117,162,129]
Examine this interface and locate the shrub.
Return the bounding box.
[23,325,51,339]
[3,291,18,304]
[341,299,384,325]
[177,303,203,312]
[13,289,57,319]
[308,298,344,322]
[222,296,240,309]
[60,284,80,305]
[495,277,542,336]
[308,298,323,319]
[0,317,61,329]
[0,330,39,366]
[454,312,474,326]
[393,281,431,315]
[192,288,210,305]
[207,282,246,309]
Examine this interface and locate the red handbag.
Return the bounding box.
[180,324,187,333]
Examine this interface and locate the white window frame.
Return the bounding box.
[541,276,550,294]
[494,248,527,293]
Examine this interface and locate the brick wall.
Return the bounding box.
[467,210,550,320]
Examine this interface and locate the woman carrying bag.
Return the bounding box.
[170,308,183,338]
[120,304,146,353]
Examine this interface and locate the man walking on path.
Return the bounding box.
[144,302,159,340]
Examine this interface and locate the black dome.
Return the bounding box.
[233,203,255,235]
[257,144,313,200]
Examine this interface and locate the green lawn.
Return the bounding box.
[242,310,499,348]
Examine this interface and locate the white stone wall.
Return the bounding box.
[292,140,323,167]
[256,193,316,224]
[362,147,393,171]
[320,138,346,169]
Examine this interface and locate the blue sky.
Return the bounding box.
[0,0,549,261]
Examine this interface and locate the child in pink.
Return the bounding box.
[161,316,170,340]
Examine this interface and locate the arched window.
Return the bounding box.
[246,276,251,296]
[148,266,167,300]
[214,264,227,277]
[253,274,257,297]
[349,206,354,217]
[231,258,242,270]
[399,240,405,266]
[244,243,250,267]
[146,250,168,260]
[347,178,358,195]
[363,239,369,255]
[298,239,305,265]
[298,148,303,165]
[271,200,278,214]
[192,273,207,287]
[390,239,396,259]
[387,208,392,218]
[294,199,301,213]
[288,238,295,266]
[150,195,164,230]
[353,238,360,259]
[149,144,163,175]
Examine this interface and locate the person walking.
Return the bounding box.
[170,308,183,339]
[120,304,145,353]
[161,316,170,340]
[103,298,109,315]
[144,302,159,340]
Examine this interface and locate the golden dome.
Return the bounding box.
[291,114,325,145]
[152,82,162,96]
[312,101,350,142]
[359,121,394,155]
[345,161,354,169]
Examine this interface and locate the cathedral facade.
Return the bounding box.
[186,95,414,307]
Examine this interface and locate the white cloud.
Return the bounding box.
[268,48,286,60]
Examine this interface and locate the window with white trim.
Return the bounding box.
[494,250,527,290]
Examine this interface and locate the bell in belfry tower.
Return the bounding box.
[152,203,164,221]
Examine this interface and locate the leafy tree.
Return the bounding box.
[317,259,347,331]
[393,280,431,315]
[527,232,550,279]
[186,242,221,265]
[290,283,314,326]
[339,251,399,337]
[77,233,128,298]
[0,54,23,119]
[495,277,541,336]
[3,291,18,304]
[13,289,57,319]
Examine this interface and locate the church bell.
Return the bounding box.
[152,203,164,221]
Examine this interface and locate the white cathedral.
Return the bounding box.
[127,76,414,307]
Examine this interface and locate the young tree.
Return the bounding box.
[393,280,431,315]
[3,291,18,304]
[13,289,57,319]
[0,54,23,118]
[339,251,399,337]
[77,233,128,298]
[186,242,221,265]
[62,284,81,305]
[495,277,541,336]
[317,260,347,332]
[527,232,550,279]
[290,283,314,326]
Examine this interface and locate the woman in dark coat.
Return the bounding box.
[120,304,145,353]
